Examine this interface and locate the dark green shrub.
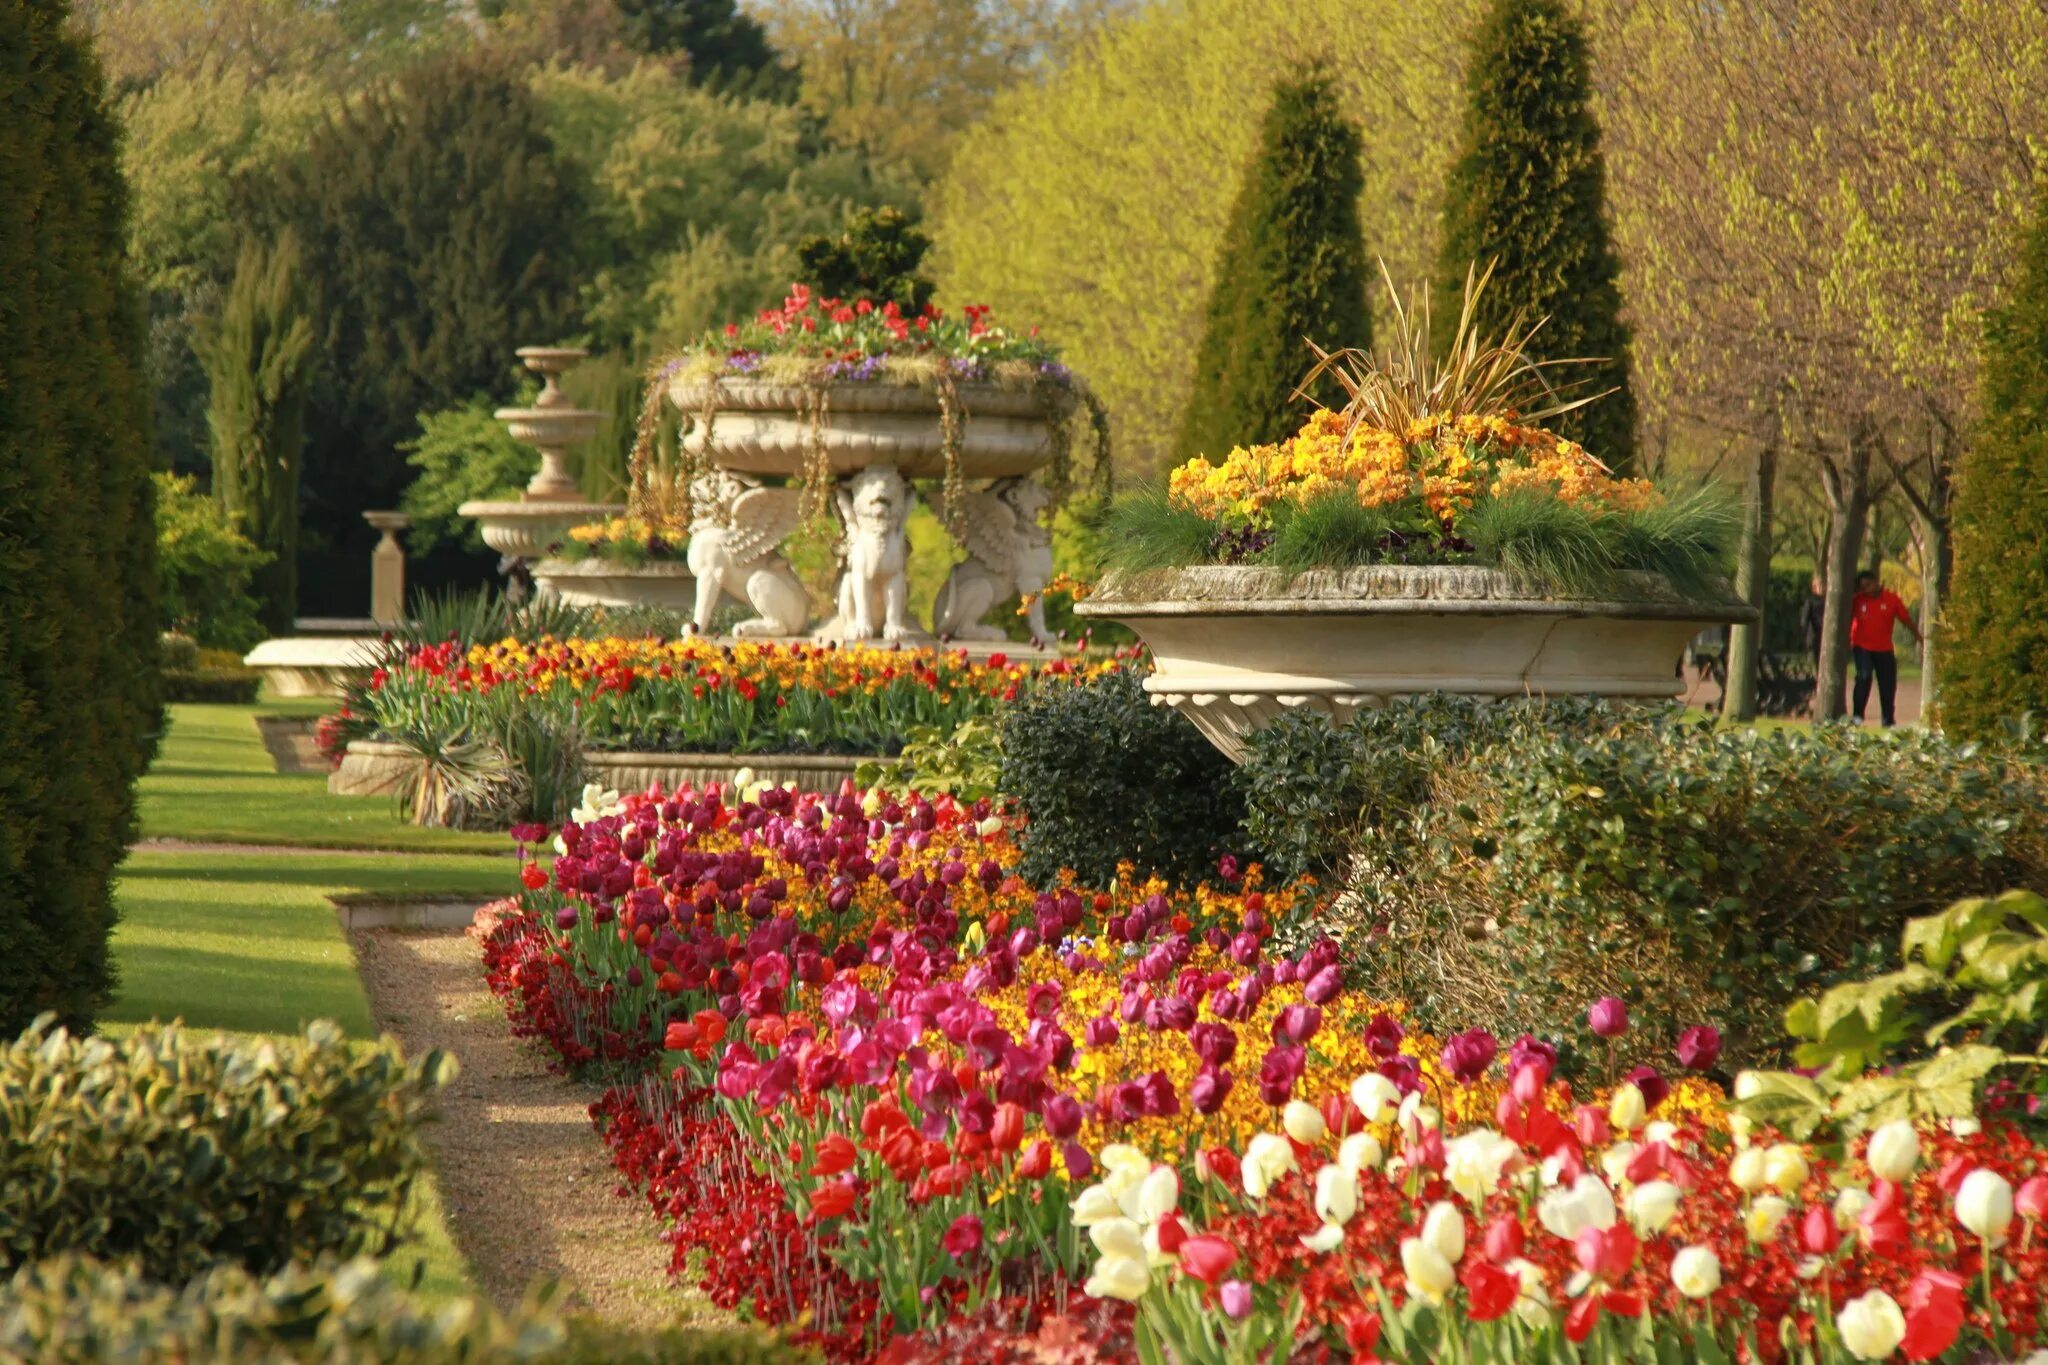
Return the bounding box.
[998,670,1249,889]
[1173,68,1370,463]
[0,0,161,1037]
[1238,695,1629,883]
[0,1255,809,1364]
[795,205,935,313]
[1939,179,2048,739]
[162,667,263,705]
[0,1019,454,1281]
[1434,0,1637,469]
[1340,719,2048,1070]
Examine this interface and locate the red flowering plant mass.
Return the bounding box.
[481,783,2048,1362]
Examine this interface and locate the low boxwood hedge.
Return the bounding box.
[0,1019,453,1282]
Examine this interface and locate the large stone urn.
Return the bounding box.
[1077,564,1756,761]
[668,378,1054,479]
[529,558,696,611]
[666,376,1060,641]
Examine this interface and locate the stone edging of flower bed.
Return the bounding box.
[327,740,873,798]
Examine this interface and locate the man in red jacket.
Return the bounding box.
[1849,569,1922,727]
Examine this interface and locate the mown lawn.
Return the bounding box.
[108,702,518,1301]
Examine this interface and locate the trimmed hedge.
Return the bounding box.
[0,0,163,1036]
[164,667,263,704]
[1335,715,2048,1069]
[0,1020,453,1282]
[998,669,1249,889]
[0,1255,809,1364]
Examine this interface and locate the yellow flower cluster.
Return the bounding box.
[567,514,689,546]
[1166,409,1658,529]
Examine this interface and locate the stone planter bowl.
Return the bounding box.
[1077,564,1757,762]
[668,378,1053,480]
[531,558,696,611]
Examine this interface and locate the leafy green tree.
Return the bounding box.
[796,206,936,312]
[1435,0,1637,468]
[399,397,540,555]
[1174,69,1369,463]
[200,234,314,634]
[154,473,272,650]
[0,0,160,1033]
[931,0,1479,474]
[241,48,580,611]
[613,0,788,86]
[1937,182,2048,739]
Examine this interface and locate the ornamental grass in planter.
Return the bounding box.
[1080,265,1750,759]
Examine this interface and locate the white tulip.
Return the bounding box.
[1069,1184,1121,1226]
[1955,1167,2014,1246]
[1099,1144,1151,1178]
[1300,1222,1346,1253]
[1083,1254,1151,1302]
[1399,1237,1456,1305]
[1865,1121,1920,1183]
[1282,1099,1327,1144]
[1506,1257,1553,1328]
[1089,1217,1144,1261]
[1837,1289,1906,1360]
[1337,1131,1384,1173]
[1949,1116,1982,1138]
[1745,1194,1792,1243]
[1644,1120,1679,1147]
[1397,1091,1439,1136]
[1600,1141,1639,1188]
[1733,1070,1763,1100]
[1537,1175,1617,1239]
[1728,1145,1769,1194]
[1133,1165,1180,1224]
[1625,1179,1683,1234]
[975,815,1003,839]
[1608,1082,1646,1132]
[1833,1185,1873,1228]
[1420,1200,1466,1262]
[1351,1072,1400,1124]
[1669,1245,1721,1299]
[1242,1132,1296,1200]
[1444,1128,1520,1206]
[1314,1162,1360,1227]
[1763,1142,1810,1194]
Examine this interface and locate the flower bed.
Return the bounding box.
[477,785,2048,1362]
[334,637,1126,761]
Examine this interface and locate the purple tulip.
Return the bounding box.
[1189,1021,1237,1068]
[1084,1015,1120,1048]
[1439,1027,1498,1084]
[1675,1024,1722,1072]
[1062,1141,1093,1180]
[1626,1065,1670,1110]
[1272,1003,1322,1045]
[1588,996,1630,1039]
[1220,1281,1253,1319]
[1508,1033,1557,1081]
[1189,1066,1233,1114]
[1378,1054,1422,1095]
[1042,1093,1083,1139]
[1364,1012,1405,1060]
[1303,965,1342,1004]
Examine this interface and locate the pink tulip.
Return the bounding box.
[2017,1175,2048,1222]
[1588,997,1629,1038]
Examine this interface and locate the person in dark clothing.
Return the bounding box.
[1801,575,1827,660]
[1849,570,1922,727]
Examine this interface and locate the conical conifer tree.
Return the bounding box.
[202,233,313,635]
[1435,0,1638,468]
[1936,183,2048,739]
[1174,70,1370,465]
[1,0,160,1033]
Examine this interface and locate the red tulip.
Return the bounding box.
[1341,1309,1382,1354]
[520,860,548,890]
[990,1101,1025,1153]
[1859,1178,1911,1255]
[1198,1147,1241,1187]
[2017,1175,2048,1222]
[1899,1268,1967,1361]
[810,1133,857,1177]
[1573,1105,1610,1148]
[663,1020,695,1052]
[810,1180,855,1219]
[1015,1139,1052,1179]
[1461,1260,1518,1322]
[1179,1235,1238,1286]
[1574,1223,1638,1280]
[942,1213,984,1259]
[1799,1204,1841,1256]
[1564,1295,1602,1343]
[1155,1212,1188,1255]
[1483,1214,1524,1263]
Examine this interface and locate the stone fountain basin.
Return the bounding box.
[494,407,601,447]
[668,378,1054,479]
[457,499,623,560]
[1077,564,1755,762]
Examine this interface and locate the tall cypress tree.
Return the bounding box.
[1435,0,1638,469]
[1174,70,1370,465]
[239,48,578,612]
[201,234,313,635]
[1,0,161,1033]
[1936,183,2048,739]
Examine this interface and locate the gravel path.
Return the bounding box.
[351,927,716,1329]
